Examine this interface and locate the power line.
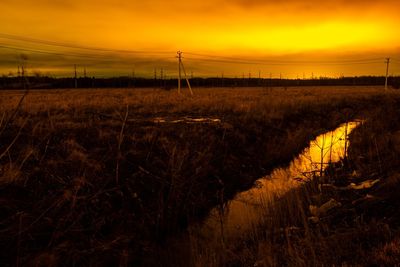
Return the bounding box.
[0,43,175,63]
[0,33,173,55]
[185,51,384,64]
[0,44,110,59]
[185,57,383,66]
[0,33,388,65]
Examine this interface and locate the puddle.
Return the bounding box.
[198,121,361,242]
[153,117,221,124]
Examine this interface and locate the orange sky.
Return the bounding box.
[0,0,399,77]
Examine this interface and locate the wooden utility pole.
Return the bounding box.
[21,65,25,89]
[74,64,77,88]
[160,68,164,88]
[385,58,390,90]
[177,51,182,93]
[132,69,135,88]
[154,68,157,88]
[176,51,193,95]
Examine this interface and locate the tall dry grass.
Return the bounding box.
[0,86,399,266]
[185,94,400,267]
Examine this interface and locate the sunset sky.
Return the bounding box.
[0,0,399,78]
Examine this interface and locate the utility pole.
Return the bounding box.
[74,64,77,89]
[177,51,182,93]
[385,58,390,90]
[176,51,193,95]
[132,68,135,88]
[160,68,164,88]
[84,67,87,78]
[248,72,251,87]
[154,68,157,88]
[21,65,25,89]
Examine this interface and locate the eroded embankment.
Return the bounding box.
[0,90,397,266]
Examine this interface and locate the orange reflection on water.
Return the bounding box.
[202,121,359,241]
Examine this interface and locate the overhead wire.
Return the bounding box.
[184,56,384,66]
[185,51,384,64]
[0,33,174,55]
[0,43,175,63]
[0,32,393,77]
[0,33,389,65]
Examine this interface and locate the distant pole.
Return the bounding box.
[385,58,390,90]
[74,64,77,88]
[269,73,272,87]
[154,68,157,88]
[21,65,25,89]
[160,68,164,87]
[132,69,135,88]
[84,67,87,78]
[248,72,251,87]
[177,51,182,93]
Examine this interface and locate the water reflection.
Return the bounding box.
[201,121,360,242]
[153,117,221,124]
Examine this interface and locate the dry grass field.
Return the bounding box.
[0,86,399,266]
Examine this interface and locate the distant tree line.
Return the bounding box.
[0,75,399,90]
